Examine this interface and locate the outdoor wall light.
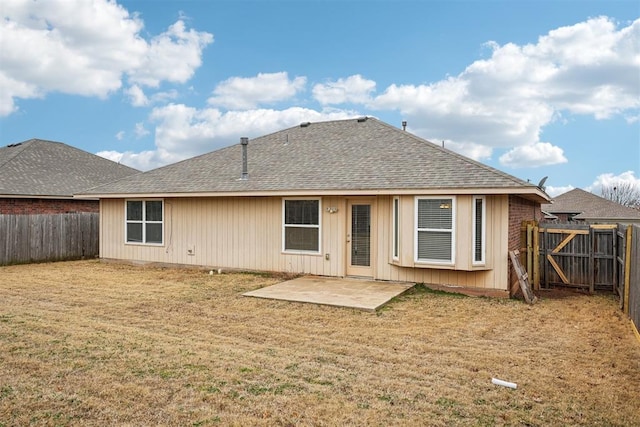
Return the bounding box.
[326,207,339,214]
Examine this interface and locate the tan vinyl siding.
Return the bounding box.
[101,197,345,277]
[100,194,511,290]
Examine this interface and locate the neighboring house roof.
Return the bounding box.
[0,139,139,198]
[542,188,640,221]
[79,117,549,201]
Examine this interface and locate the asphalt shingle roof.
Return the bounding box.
[81,118,545,197]
[542,188,640,221]
[0,139,139,197]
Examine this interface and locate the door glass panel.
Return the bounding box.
[351,205,371,267]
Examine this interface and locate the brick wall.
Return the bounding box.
[508,195,542,296]
[0,198,99,215]
[508,195,542,251]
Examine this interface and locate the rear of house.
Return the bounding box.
[81,118,548,294]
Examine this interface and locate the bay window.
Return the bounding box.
[415,197,455,264]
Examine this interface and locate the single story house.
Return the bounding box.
[542,188,640,224]
[0,139,138,214]
[78,118,549,295]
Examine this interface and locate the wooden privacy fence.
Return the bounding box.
[617,224,640,338]
[522,221,639,338]
[0,213,99,266]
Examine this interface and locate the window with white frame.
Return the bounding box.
[283,199,321,253]
[473,196,486,264]
[392,197,400,260]
[126,200,163,245]
[415,197,455,263]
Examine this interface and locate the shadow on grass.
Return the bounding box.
[403,283,469,299]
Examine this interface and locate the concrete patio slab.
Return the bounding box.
[243,276,415,312]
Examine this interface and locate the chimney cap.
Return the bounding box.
[240,137,248,145]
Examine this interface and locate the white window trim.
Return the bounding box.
[124,199,164,246]
[392,197,400,260]
[282,198,322,254]
[414,196,456,265]
[472,196,486,265]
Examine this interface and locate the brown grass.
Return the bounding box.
[0,260,639,426]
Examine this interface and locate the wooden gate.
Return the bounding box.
[523,221,638,339]
[537,223,617,293]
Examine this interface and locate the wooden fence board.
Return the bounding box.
[509,249,537,304]
[627,225,640,336]
[0,213,99,265]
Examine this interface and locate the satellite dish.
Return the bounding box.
[537,176,548,190]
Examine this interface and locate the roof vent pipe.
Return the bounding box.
[240,137,248,180]
[402,121,407,131]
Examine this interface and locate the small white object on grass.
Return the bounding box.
[492,378,517,389]
[209,270,214,275]
[218,268,222,274]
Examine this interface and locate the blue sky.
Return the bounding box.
[1,0,638,196]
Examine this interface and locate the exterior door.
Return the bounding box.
[347,200,374,277]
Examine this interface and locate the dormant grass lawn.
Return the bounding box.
[0,260,639,426]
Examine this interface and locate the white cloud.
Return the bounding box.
[124,85,178,107]
[97,149,163,171]
[127,20,213,87]
[440,140,493,161]
[150,90,178,104]
[368,16,639,168]
[0,0,212,115]
[586,170,640,195]
[97,150,124,163]
[125,85,149,107]
[545,185,575,198]
[106,105,359,170]
[313,75,376,105]
[207,72,306,110]
[115,131,125,141]
[499,142,567,168]
[134,122,150,138]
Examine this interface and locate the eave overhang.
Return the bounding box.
[75,186,550,203]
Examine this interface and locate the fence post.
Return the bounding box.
[533,222,540,290]
[526,222,533,281]
[623,225,632,315]
[588,226,595,294]
[543,227,549,289]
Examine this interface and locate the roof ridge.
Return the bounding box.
[0,138,36,169]
[251,115,366,143]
